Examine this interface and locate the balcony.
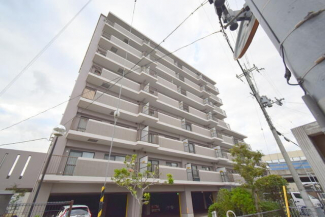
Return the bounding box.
[186,91,203,104]
[209,94,223,105]
[183,66,199,80]
[218,119,231,130]
[45,155,238,185]
[155,49,174,65]
[188,107,207,120]
[110,22,143,45]
[214,106,227,118]
[184,77,200,91]
[157,93,179,108]
[157,76,178,92]
[156,62,176,78]
[222,134,235,145]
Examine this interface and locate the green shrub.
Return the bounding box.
[259,200,280,212]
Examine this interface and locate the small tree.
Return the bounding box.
[112,155,174,216]
[208,187,256,217]
[255,174,288,201]
[230,143,267,213]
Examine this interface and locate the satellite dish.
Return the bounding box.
[234,13,259,60]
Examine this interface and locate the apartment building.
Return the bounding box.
[35,12,247,217]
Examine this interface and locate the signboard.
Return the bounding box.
[234,13,259,60]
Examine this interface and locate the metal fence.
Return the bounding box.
[1,201,73,217]
[289,206,313,217]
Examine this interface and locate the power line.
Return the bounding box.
[0,0,95,98]
[0,138,48,147]
[1,16,218,132]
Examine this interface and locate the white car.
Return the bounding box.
[290,192,322,208]
[56,205,91,217]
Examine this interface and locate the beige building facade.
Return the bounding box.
[33,12,247,217]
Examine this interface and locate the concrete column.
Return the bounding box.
[292,126,325,192]
[180,188,194,217]
[126,193,140,217]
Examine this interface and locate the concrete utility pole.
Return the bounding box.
[238,65,319,216]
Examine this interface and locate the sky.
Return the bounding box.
[0,0,315,156]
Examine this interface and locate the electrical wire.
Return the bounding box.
[0,3,216,132]
[0,0,95,98]
[0,138,48,147]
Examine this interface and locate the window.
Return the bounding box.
[183,104,189,112]
[64,151,94,175]
[7,155,20,179]
[185,123,192,131]
[148,160,159,177]
[104,154,126,162]
[188,143,195,153]
[192,165,200,181]
[110,46,118,53]
[19,156,31,179]
[166,162,178,167]
[293,193,302,199]
[82,87,96,100]
[201,166,211,171]
[77,117,89,132]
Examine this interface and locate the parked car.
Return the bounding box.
[290,192,323,208]
[56,205,91,217]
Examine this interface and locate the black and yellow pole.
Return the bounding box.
[97,186,105,217]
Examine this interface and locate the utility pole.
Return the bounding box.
[237,65,319,216]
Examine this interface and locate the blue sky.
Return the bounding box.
[0,0,315,154]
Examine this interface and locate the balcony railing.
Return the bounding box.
[220,172,234,182]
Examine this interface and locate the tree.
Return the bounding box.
[208,187,256,217]
[255,174,288,201]
[111,154,174,216]
[230,143,267,213]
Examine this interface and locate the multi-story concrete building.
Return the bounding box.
[35,12,246,217]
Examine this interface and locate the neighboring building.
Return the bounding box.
[0,148,46,213]
[292,122,325,192]
[262,150,314,182]
[33,12,246,217]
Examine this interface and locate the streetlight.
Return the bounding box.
[27,125,66,217]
